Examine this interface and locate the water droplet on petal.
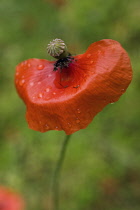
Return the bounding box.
[48,74,52,77]
[38,81,41,85]
[87,53,91,58]
[16,72,19,76]
[21,61,27,67]
[46,87,50,92]
[37,64,44,70]
[53,92,56,95]
[55,126,59,130]
[30,82,34,86]
[27,63,31,67]
[90,60,94,64]
[38,93,43,98]
[77,109,81,114]
[19,79,25,86]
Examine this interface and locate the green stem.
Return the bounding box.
[52,135,72,210]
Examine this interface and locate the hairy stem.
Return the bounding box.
[52,135,72,210]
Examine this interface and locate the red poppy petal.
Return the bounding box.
[15,39,132,134]
[0,187,24,210]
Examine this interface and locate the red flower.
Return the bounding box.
[15,39,132,135]
[0,187,24,210]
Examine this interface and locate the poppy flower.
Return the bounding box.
[15,39,132,135]
[0,186,24,210]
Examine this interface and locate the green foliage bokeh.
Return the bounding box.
[0,0,140,210]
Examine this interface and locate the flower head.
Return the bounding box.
[0,186,24,210]
[47,38,69,59]
[15,39,132,134]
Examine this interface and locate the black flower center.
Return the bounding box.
[53,55,74,71]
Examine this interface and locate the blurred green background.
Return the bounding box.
[0,0,140,209]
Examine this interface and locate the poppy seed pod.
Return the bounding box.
[15,39,132,135]
[0,186,24,210]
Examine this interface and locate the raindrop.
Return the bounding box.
[19,79,25,86]
[27,63,31,67]
[48,74,52,77]
[87,53,91,58]
[38,81,41,85]
[90,60,94,64]
[30,82,34,87]
[77,109,81,114]
[46,87,50,92]
[53,92,56,95]
[21,61,27,67]
[37,64,44,70]
[111,102,114,105]
[16,72,19,76]
[55,126,59,130]
[38,93,43,98]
